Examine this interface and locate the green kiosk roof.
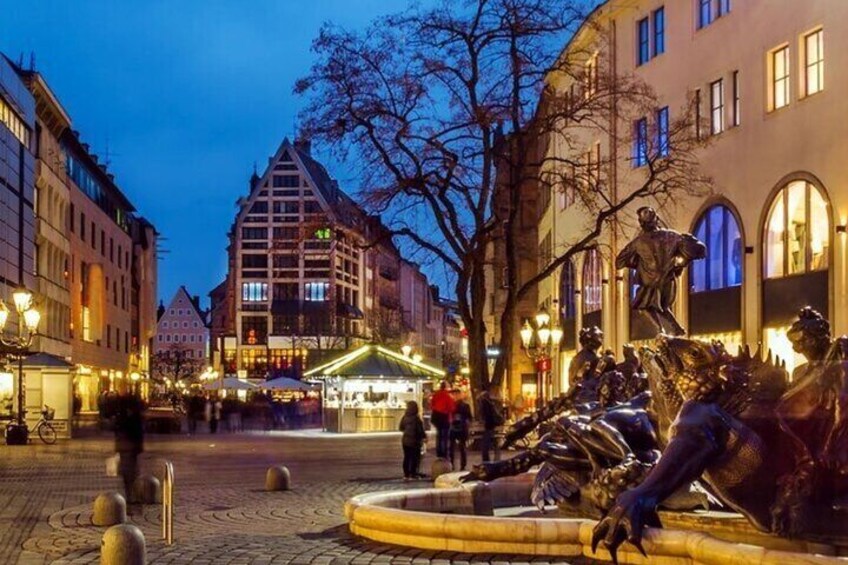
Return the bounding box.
[304,345,445,380]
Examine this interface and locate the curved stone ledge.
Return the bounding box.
[345,486,848,564]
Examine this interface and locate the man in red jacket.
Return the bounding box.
[430,381,455,459]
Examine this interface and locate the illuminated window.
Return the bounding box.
[771,46,790,110]
[582,249,603,314]
[304,282,330,301]
[315,227,332,240]
[584,53,598,98]
[710,79,724,134]
[691,205,742,292]
[242,282,268,302]
[764,180,829,279]
[241,316,268,345]
[804,29,824,96]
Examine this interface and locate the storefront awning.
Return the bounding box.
[304,345,444,380]
[261,376,318,391]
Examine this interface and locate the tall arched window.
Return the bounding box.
[559,259,577,350]
[560,260,576,320]
[582,248,602,314]
[691,205,743,292]
[764,180,829,278]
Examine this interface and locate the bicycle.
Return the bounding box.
[30,405,57,444]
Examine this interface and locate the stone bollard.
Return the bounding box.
[430,458,453,480]
[471,482,494,516]
[92,492,126,527]
[101,523,145,565]
[265,466,291,491]
[132,475,161,504]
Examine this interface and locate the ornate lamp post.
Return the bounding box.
[519,307,563,409]
[1,287,41,445]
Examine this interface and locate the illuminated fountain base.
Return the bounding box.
[344,473,848,564]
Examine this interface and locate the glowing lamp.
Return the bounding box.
[412,353,423,363]
[130,372,141,382]
[0,301,9,331]
[535,308,550,328]
[550,326,564,346]
[520,321,533,348]
[538,327,551,346]
[401,344,412,357]
[23,308,40,333]
[12,287,32,313]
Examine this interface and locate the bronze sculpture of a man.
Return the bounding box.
[616,207,706,336]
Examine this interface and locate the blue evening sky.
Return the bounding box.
[0,1,404,307]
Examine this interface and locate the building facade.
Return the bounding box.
[0,56,38,424]
[218,137,371,379]
[155,286,208,361]
[531,0,847,391]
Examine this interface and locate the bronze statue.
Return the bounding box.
[616,207,705,336]
[463,342,706,519]
[592,308,848,561]
[568,326,604,403]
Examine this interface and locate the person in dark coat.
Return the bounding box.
[478,385,505,462]
[448,390,473,471]
[399,400,426,480]
[114,392,145,502]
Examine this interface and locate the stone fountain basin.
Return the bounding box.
[344,472,848,564]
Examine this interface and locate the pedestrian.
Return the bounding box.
[114,392,144,503]
[448,389,472,471]
[210,396,222,434]
[399,400,426,481]
[478,384,505,462]
[430,381,455,459]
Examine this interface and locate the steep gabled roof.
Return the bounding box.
[162,286,205,323]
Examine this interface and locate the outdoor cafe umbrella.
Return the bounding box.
[202,377,257,391]
[261,376,318,391]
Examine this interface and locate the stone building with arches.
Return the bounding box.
[525,0,846,395]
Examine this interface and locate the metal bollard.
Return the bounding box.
[162,461,174,545]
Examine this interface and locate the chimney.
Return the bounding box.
[294,136,311,156]
[192,295,200,310]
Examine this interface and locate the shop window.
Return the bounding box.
[241,316,268,345]
[691,205,742,292]
[764,180,829,279]
[582,248,603,314]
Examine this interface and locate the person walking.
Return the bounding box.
[430,381,455,459]
[210,396,222,434]
[114,392,144,503]
[478,384,505,462]
[399,400,426,481]
[448,390,472,471]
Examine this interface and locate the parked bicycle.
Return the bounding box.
[30,405,57,444]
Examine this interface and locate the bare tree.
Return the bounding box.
[297,0,710,391]
[151,344,204,388]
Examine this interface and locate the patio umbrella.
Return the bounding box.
[202,377,257,391]
[261,376,318,391]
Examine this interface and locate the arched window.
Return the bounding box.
[691,204,742,292]
[764,180,829,278]
[560,260,576,320]
[582,248,602,314]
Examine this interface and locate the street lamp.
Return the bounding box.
[401,344,412,357]
[520,306,563,408]
[1,287,41,445]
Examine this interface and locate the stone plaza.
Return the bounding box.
[0,432,590,565]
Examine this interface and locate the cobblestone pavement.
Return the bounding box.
[0,431,596,564]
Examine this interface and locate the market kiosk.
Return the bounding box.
[304,345,444,433]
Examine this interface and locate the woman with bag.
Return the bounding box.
[399,400,426,481]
